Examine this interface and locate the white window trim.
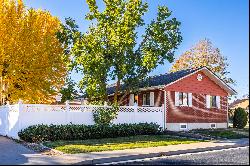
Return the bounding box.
[216,96,221,109]
[188,93,192,107]
[143,94,146,106]
[207,95,221,109]
[129,94,134,106]
[176,92,192,107]
[206,95,211,108]
[150,92,155,106]
[210,123,217,129]
[175,92,179,106]
[180,123,188,130]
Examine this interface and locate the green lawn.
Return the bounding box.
[43,135,201,154]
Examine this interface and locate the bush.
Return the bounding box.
[18,123,161,143]
[93,105,119,125]
[233,107,248,129]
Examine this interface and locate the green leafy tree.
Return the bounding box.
[58,0,182,104]
[59,76,78,103]
[233,107,248,129]
[170,38,235,85]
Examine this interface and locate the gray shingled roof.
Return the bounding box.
[107,68,201,95]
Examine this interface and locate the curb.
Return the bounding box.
[75,144,249,165]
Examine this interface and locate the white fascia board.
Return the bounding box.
[200,68,237,95]
[164,67,237,96]
[108,67,237,97]
[107,85,165,96]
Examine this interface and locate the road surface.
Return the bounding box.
[120,147,249,165]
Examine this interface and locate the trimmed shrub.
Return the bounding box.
[18,123,161,143]
[93,105,119,125]
[233,107,248,129]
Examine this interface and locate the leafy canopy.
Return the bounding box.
[59,0,182,103]
[0,0,67,104]
[59,76,79,103]
[170,38,235,85]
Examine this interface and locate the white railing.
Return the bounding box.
[0,102,165,139]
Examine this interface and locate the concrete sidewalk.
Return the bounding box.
[0,136,248,165]
[65,138,249,165]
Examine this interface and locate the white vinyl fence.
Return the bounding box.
[0,102,164,139]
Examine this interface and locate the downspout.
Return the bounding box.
[227,95,229,128]
[164,89,167,130]
[159,88,166,130]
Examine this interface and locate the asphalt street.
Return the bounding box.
[120,147,249,165]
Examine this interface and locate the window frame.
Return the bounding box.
[180,123,188,130]
[210,96,217,108]
[142,92,150,106]
[179,92,189,106]
[210,123,216,129]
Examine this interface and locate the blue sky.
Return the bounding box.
[24,0,249,100]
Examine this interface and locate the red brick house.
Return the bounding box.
[107,67,236,131]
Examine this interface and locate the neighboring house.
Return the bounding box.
[229,98,249,111]
[229,98,249,119]
[107,67,236,131]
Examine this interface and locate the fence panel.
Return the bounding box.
[113,106,164,127]
[0,106,8,135]
[0,104,164,139]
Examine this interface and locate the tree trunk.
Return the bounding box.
[118,89,130,105]
[113,79,120,104]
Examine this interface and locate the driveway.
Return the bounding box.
[0,136,75,165]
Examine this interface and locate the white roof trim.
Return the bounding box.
[165,67,237,95]
[107,67,237,97]
[107,85,165,96]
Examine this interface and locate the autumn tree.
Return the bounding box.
[170,38,234,84]
[58,0,182,104]
[0,0,67,104]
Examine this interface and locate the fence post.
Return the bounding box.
[17,99,24,138]
[162,104,165,130]
[66,100,70,112]
[134,104,138,124]
[4,101,10,136]
[65,100,70,124]
[18,99,23,112]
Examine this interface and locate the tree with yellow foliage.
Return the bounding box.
[0,0,67,104]
[170,38,235,85]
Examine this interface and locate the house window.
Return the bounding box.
[206,95,220,109]
[175,92,192,107]
[179,92,188,106]
[210,123,216,129]
[143,93,150,106]
[180,123,188,130]
[210,96,217,108]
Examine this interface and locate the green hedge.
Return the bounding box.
[18,123,161,143]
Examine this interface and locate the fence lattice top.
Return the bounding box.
[0,104,163,112]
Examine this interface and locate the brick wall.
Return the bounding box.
[165,71,228,123]
[166,91,228,123]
